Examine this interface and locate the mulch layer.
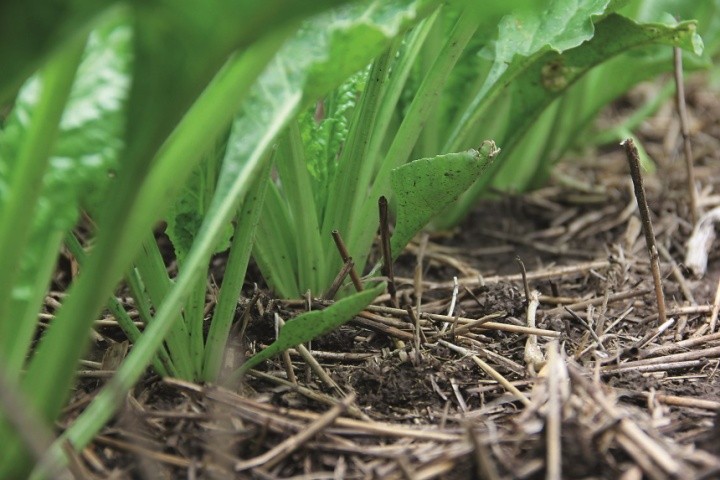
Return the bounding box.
[55,79,720,479]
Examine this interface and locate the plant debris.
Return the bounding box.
[55,79,720,479]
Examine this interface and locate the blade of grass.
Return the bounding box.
[64,232,173,377]
[253,178,301,297]
[348,5,481,262]
[134,236,195,378]
[16,27,288,446]
[186,274,208,379]
[202,161,271,381]
[274,120,325,295]
[2,231,64,378]
[320,47,395,257]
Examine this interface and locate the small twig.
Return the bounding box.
[656,242,695,304]
[640,331,720,358]
[516,256,531,306]
[545,288,649,316]
[275,314,297,384]
[564,307,605,350]
[602,359,707,375]
[231,285,261,341]
[234,393,356,471]
[426,312,506,341]
[709,277,720,332]
[438,340,531,406]
[414,233,429,312]
[641,304,711,324]
[354,312,415,341]
[618,389,720,411]
[378,196,397,307]
[417,260,611,289]
[673,46,700,225]
[447,276,459,317]
[623,138,667,325]
[331,230,363,292]
[324,258,355,300]
[405,305,423,351]
[603,345,720,373]
[628,317,675,354]
[423,311,560,338]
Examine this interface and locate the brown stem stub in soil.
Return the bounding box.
[331,229,363,292]
[515,256,531,307]
[673,46,700,226]
[378,196,397,307]
[623,138,667,325]
[324,258,355,300]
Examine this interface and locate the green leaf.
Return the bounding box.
[446,0,612,151]
[16,20,290,469]
[389,142,498,257]
[0,0,119,103]
[165,145,233,262]
[0,12,131,375]
[233,283,386,378]
[242,0,442,298]
[437,13,703,227]
[35,15,131,228]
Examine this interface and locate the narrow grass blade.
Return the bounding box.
[202,160,272,381]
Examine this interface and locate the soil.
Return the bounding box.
[55,77,720,479]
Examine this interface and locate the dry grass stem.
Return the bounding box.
[673,47,700,225]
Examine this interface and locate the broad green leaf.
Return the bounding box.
[446,0,611,151]
[0,14,131,374]
[165,146,233,262]
[299,70,366,213]
[233,283,386,379]
[389,142,498,257]
[0,35,87,479]
[34,15,131,229]
[437,13,703,227]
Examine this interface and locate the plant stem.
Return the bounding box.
[623,138,667,325]
[378,196,397,308]
[673,46,699,226]
[203,162,271,381]
[331,230,363,292]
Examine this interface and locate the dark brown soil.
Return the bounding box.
[55,78,720,479]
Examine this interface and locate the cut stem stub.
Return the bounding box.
[623,138,667,325]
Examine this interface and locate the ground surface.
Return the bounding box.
[56,79,720,479]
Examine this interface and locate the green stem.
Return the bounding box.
[202,160,271,381]
[65,232,173,377]
[135,236,195,378]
